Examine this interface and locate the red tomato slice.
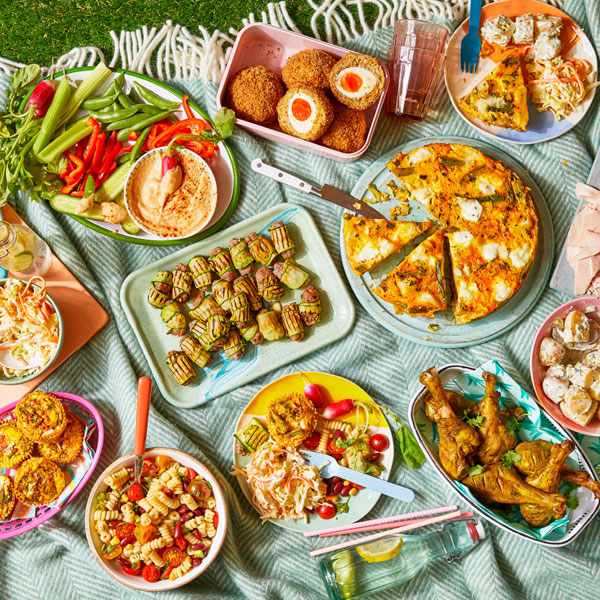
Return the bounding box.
[302,431,321,451]
[102,545,122,560]
[141,459,158,477]
[340,72,363,93]
[163,547,183,567]
[291,98,311,121]
[126,483,144,502]
[175,537,187,551]
[213,512,219,528]
[141,564,160,583]
[327,437,347,455]
[115,523,135,540]
[123,565,141,576]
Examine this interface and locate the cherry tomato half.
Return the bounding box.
[134,523,158,545]
[370,434,389,452]
[175,537,188,551]
[163,546,183,567]
[155,454,172,470]
[102,545,122,560]
[126,482,144,502]
[188,478,212,501]
[302,431,321,451]
[115,523,135,540]
[122,564,141,576]
[141,564,160,583]
[327,437,347,455]
[141,458,158,478]
[317,501,337,520]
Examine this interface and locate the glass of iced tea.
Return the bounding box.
[385,20,449,121]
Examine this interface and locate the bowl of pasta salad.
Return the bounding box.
[84,447,227,591]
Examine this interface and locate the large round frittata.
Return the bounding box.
[376,143,538,324]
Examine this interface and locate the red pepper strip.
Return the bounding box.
[70,188,85,197]
[147,121,172,150]
[128,131,139,141]
[83,117,101,166]
[97,141,121,185]
[121,145,133,153]
[98,161,117,186]
[59,168,70,180]
[105,131,117,156]
[153,118,209,147]
[61,152,86,193]
[182,140,215,159]
[75,136,87,159]
[161,564,175,580]
[88,133,106,179]
[182,94,194,119]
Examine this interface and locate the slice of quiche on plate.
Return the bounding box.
[343,214,431,276]
[459,52,529,131]
[373,229,450,318]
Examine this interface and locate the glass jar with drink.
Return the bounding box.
[0,221,52,277]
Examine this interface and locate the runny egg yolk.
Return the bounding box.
[291,98,312,121]
[340,72,363,93]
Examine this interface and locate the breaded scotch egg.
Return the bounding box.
[329,53,385,110]
[281,49,337,92]
[226,65,284,125]
[320,101,367,153]
[277,86,334,141]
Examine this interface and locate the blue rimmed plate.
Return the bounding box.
[409,360,600,547]
[339,136,554,348]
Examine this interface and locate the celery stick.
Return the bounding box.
[33,76,73,156]
[58,63,112,127]
[36,120,93,164]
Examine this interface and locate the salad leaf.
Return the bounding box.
[335,497,351,514]
[503,414,522,437]
[564,482,580,510]
[500,450,521,469]
[467,464,484,477]
[213,107,235,139]
[462,410,484,429]
[10,64,41,95]
[377,404,425,469]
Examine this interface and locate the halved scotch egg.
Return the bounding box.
[277,86,333,141]
[329,53,385,110]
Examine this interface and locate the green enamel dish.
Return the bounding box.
[30,67,239,246]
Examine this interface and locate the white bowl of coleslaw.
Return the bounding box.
[0,277,64,385]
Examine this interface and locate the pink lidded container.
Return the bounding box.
[216,23,389,163]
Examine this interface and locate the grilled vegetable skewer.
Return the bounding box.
[229,238,255,275]
[172,263,193,302]
[299,285,321,326]
[180,336,212,368]
[229,292,251,324]
[161,301,187,335]
[189,255,214,291]
[166,351,195,385]
[148,271,173,308]
[255,267,285,302]
[223,330,246,360]
[268,221,295,258]
[233,275,262,311]
[212,279,234,313]
[210,247,237,281]
[190,295,223,322]
[256,307,285,341]
[246,233,277,266]
[237,318,264,345]
[282,303,305,341]
[206,313,230,347]
[274,259,309,289]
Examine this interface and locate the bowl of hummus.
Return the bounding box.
[124,147,218,240]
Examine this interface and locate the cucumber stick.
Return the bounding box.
[50,194,105,222]
[95,162,133,203]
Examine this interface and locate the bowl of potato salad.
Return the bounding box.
[85,447,227,591]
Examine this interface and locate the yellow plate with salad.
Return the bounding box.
[232,372,394,533]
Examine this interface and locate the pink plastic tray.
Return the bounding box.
[0,392,104,539]
[216,23,389,163]
[530,297,600,437]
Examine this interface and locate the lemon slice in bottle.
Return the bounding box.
[356,537,403,563]
[332,550,356,598]
[5,250,34,272]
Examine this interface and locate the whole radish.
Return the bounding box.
[27,79,58,117]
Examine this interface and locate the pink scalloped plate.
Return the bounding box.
[531,297,600,437]
[0,392,104,539]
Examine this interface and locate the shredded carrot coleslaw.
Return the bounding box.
[525,55,597,119]
[236,442,326,521]
[0,277,60,378]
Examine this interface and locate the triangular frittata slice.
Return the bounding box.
[459,52,529,131]
[373,229,450,318]
[343,214,431,276]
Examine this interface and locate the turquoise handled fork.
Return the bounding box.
[461,0,483,73]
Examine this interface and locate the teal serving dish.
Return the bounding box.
[409,360,600,546]
[0,278,64,385]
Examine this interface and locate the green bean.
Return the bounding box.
[137,104,163,115]
[133,82,179,110]
[106,112,150,132]
[90,106,139,123]
[126,126,151,162]
[117,91,135,108]
[116,110,173,142]
[82,92,119,111]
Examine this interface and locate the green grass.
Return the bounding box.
[0,0,379,66]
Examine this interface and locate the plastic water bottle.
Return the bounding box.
[0,221,52,277]
[318,518,486,600]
